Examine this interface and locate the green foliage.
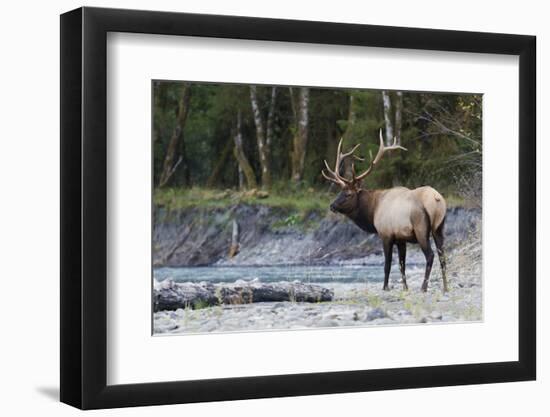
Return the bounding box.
[154,187,332,214]
[192,300,212,310]
[366,293,382,309]
[280,213,301,227]
[270,211,322,232]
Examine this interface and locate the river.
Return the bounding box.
[153,262,427,285]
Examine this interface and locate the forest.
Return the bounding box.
[153,81,482,206]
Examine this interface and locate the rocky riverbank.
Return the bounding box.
[154,278,481,334]
[154,240,482,334]
[153,202,482,334]
[154,204,480,267]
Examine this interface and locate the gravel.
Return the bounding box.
[153,263,482,334]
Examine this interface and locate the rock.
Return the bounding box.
[397,309,412,316]
[160,279,175,290]
[441,314,456,322]
[429,311,443,320]
[154,317,179,332]
[366,307,386,321]
[200,321,219,332]
[369,317,395,325]
[316,320,335,328]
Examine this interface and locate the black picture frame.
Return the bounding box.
[60,6,536,410]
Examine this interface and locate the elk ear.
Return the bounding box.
[353,179,365,191]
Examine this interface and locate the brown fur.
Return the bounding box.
[330,185,448,292]
[322,133,448,292]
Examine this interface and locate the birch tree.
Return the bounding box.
[395,91,403,146]
[159,83,191,188]
[381,90,404,186]
[381,90,403,146]
[290,87,310,182]
[266,87,277,160]
[341,94,357,178]
[381,90,394,146]
[250,86,277,189]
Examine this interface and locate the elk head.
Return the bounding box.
[322,130,407,215]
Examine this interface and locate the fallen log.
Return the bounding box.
[153,279,334,312]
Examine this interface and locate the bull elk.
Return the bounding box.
[322,130,448,292]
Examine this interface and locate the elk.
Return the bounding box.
[322,130,448,292]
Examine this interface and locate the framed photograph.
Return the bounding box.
[60,6,536,409]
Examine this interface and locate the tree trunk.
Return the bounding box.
[395,91,403,146]
[266,87,277,153]
[233,111,257,189]
[325,120,340,193]
[206,135,234,188]
[153,81,160,144]
[228,220,240,258]
[381,90,394,146]
[153,279,334,311]
[290,87,310,182]
[159,83,191,187]
[238,165,244,190]
[249,86,272,189]
[341,94,357,178]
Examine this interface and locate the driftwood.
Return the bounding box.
[153,279,334,312]
[228,220,240,258]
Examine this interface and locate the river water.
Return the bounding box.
[152,264,429,284]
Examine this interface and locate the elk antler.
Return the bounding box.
[321,138,363,187]
[353,129,407,182]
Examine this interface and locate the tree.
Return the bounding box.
[206,135,234,188]
[381,90,394,146]
[232,110,257,189]
[381,90,404,147]
[290,87,310,182]
[159,83,191,187]
[266,87,277,165]
[340,93,358,178]
[249,86,277,189]
[395,91,403,145]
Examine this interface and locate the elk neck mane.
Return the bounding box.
[346,188,382,234]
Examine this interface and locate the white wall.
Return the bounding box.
[0,0,545,415]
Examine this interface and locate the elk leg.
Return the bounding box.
[382,239,394,291]
[397,242,408,290]
[433,224,448,293]
[416,232,434,292]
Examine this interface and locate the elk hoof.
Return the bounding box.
[420,285,428,292]
[383,285,390,291]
